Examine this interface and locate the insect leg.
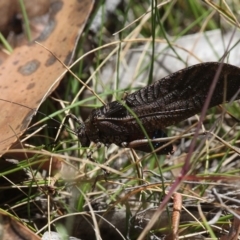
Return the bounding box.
[67,114,109,175]
[86,142,101,161]
[66,114,95,158]
[67,113,83,125]
[87,142,109,176]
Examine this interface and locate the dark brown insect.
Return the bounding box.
[75,62,240,155]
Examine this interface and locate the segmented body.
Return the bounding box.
[77,62,240,154]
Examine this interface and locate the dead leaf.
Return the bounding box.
[0,0,94,155]
[220,210,240,240]
[0,210,41,240]
[0,0,50,35]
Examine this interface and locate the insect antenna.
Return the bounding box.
[53,113,84,148]
[0,98,79,150]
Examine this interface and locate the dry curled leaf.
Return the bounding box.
[0,211,41,240]
[0,0,50,35]
[0,0,94,155]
